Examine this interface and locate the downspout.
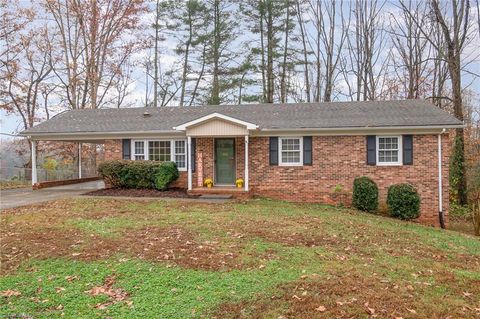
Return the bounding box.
[438,128,446,229]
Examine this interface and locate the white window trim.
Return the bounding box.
[376,135,402,166]
[130,139,187,171]
[278,136,303,166]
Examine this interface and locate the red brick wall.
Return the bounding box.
[104,140,123,161]
[103,136,450,227]
[248,135,450,227]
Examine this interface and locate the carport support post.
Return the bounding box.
[187,136,192,191]
[78,142,82,179]
[31,140,37,186]
[244,135,249,191]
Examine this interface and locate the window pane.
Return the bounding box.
[174,141,186,168]
[149,141,171,161]
[175,140,185,154]
[175,155,186,168]
[281,138,300,151]
[134,141,144,155]
[281,151,300,163]
[134,155,145,160]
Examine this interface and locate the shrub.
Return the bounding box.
[98,160,179,190]
[352,176,378,212]
[98,160,129,188]
[449,136,467,205]
[154,162,179,190]
[387,183,421,220]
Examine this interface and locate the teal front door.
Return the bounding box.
[215,138,235,185]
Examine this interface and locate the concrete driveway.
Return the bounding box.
[0,180,105,210]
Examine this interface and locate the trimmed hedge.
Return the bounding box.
[387,183,421,220]
[98,160,179,190]
[155,162,179,190]
[352,176,378,212]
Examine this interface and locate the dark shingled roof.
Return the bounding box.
[21,100,462,135]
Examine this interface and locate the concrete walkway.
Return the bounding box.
[0,180,105,210]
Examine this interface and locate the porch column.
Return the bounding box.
[187,136,192,190]
[244,135,249,191]
[78,142,82,179]
[31,140,37,186]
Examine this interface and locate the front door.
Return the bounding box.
[215,138,235,185]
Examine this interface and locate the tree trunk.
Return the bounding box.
[179,11,193,107]
[266,1,274,103]
[210,0,221,105]
[296,0,310,102]
[153,0,160,107]
[280,0,290,103]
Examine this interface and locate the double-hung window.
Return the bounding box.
[174,140,186,169]
[376,136,402,165]
[133,141,146,160]
[279,137,303,166]
[131,139,187,171]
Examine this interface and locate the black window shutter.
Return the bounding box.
[122,139,131,160]
[303,136,312,165]
[191,138,196,172]
[269,137,278,165]
[403,135,413,165]
[366,136,376,165]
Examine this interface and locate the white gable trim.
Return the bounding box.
[173,113,259,131]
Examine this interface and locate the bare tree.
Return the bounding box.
[44,0,145,110]
[390,0,431,99]
[400,0,475,205]
[344,0,387,101]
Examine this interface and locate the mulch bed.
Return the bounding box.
[84,187,199,198]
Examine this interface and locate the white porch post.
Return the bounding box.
[244,135,249,191]
[31,140,37,185]
[78,142,82,179]
[187,136,192,191]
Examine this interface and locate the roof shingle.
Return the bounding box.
[21,100,462,135]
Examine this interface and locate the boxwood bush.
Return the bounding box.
[98,160,179,190]
[387,183,421,220]
[155,162,179,190]
[352,176,378,212]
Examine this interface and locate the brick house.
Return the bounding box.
[21,100,463,227]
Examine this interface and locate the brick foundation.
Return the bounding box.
[102,135,450,227]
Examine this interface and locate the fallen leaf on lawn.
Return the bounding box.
[406,308,417,314]
[292,294,302,301]
[315,305,326,312]
[364,302,375,315]
[56,304,64,310]
[1,289,21,297]
[65,275,78,282]
[55,287,65,293]
[85,275,129,309]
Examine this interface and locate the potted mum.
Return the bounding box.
[204,178,213,188]
[236,178,244,188]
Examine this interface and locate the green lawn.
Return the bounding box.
[1,198,479,318]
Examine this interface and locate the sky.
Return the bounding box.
[1,0,479,139]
